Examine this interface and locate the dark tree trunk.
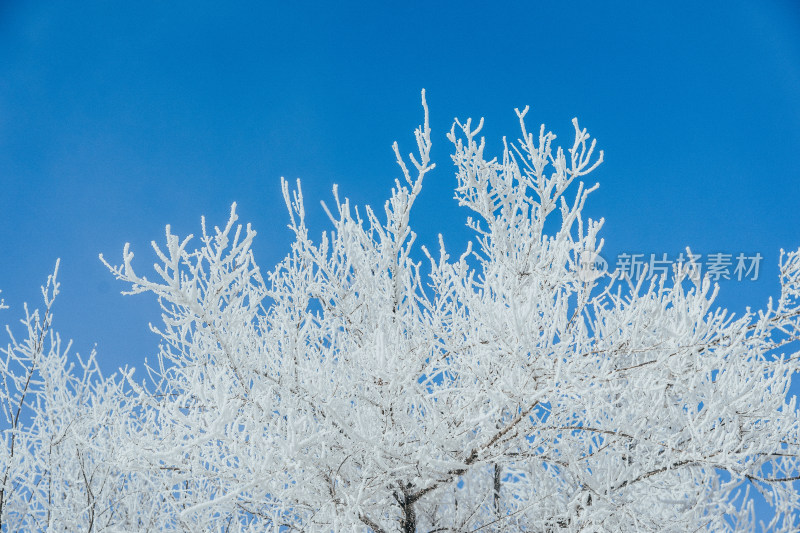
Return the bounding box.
[399,484,417,533]
[493,463,502,516]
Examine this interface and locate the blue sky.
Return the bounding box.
[1,1,799,383]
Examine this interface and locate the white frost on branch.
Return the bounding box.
[2,93,800,531]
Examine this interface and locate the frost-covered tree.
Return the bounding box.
[3,92,800,531]
[0,264,157,531]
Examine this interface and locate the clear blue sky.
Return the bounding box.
[2,2,799,379]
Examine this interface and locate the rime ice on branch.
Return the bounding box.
[2,91,800,531]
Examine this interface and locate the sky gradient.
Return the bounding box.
[1,2,799,396]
